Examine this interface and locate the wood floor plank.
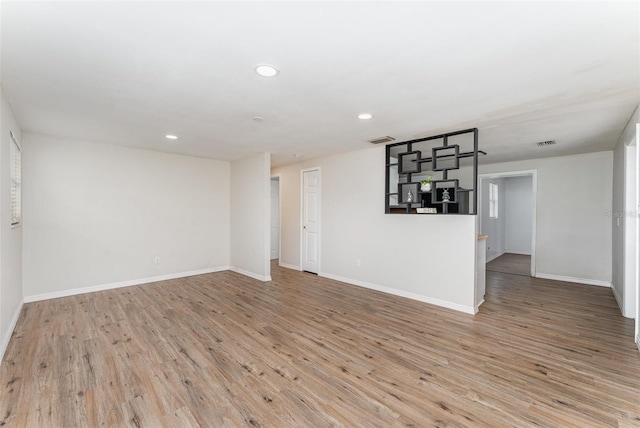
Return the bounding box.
[1,262,639,427]
[486,253,531,276]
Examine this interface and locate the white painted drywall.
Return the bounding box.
[480,177,505,261]
[0,87,24,362]
[480,151,613,285]
[504,176,533,255]
[230,153,271,281]
[272,146,477,313]
[22,134,231,298]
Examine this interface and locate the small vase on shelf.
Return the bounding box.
[420,176,432,192]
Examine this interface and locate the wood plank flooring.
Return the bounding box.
[487,253,531,277]
[2,262,639,427]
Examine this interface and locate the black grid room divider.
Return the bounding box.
[385,128,480,215]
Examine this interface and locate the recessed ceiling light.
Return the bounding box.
[165,134,178,140]
[255,64,279,77]
[358,113,373,120]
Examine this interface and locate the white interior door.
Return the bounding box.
[270,179,279,260]
[302,169,320,273]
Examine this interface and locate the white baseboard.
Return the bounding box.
[319,272,475,315]
[474,299,485,314]
[24,266,230,303]
[611,283,624,311]
[279,262,301,271]
[535,273,611,288]
[503,250,531,256]
[636,335,640,352]
[229,267,271,282]
[0,298,24,364]
[610,283,635,319]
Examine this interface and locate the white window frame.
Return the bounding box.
[10,131,22,227]
[489,182,498,219]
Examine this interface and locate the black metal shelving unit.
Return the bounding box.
[384,128,480,215]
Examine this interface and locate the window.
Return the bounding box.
[489,182,498,219]
[10,131,22,227]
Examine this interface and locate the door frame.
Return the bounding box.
[477,169,537,277]
[300,167,321,274]
[634,123,639,347]
[270,176,281,262]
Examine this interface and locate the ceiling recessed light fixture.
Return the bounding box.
[358,113,373,120]
[165,134,178,140]
[255,64,279,77]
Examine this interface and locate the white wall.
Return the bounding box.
[230,152,271,281]
[0,87,23,362]
[504,176,533,255]
[22,134,230,299]
[272,146,477,314]
[480,151,613,285]
[612,105,639,319]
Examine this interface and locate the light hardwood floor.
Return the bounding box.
[2,263,639,427]
[486,253,531,277]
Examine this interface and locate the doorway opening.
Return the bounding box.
[478,170,537,277]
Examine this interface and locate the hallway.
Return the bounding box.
[486,253,531,276]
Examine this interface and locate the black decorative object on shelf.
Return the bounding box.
[384,128,479,215]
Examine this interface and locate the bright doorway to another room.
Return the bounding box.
[270,177,280,261]
[479,171,536,277]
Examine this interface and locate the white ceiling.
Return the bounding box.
[1,1,638,166]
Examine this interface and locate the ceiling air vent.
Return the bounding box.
[368,136,396,144]
[536,140,556,147]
